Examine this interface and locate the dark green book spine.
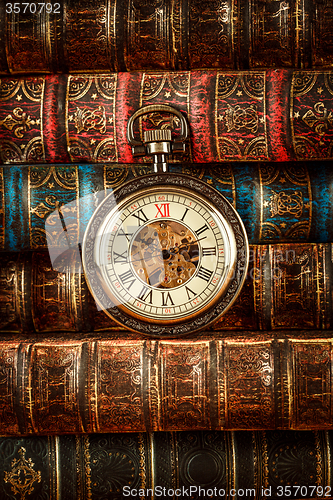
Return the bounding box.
[0,431,332,500]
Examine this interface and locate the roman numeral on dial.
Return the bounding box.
[202,247,216,256]
[195,224,209,237]
[113,250,128,263]
[138,285,153,304]
[161,291,174,306]
[185,286,197,300]
[155,203,170,218]
[180,208,189,221]
[197,266,213,282]
[132,209,149,225]
[118,228,133,242]
[119,269,136,290]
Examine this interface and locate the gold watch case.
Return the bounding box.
[82,173,249,337]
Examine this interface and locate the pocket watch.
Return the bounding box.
[82,105,249,337]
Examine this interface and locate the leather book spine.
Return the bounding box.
[1,243,333,333]
[1,1,332,74]
[2,162,333,252]
[1,431,332,499]
[1,333,333,434]
[1,71,333,164]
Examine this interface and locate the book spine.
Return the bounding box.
[1,1,332,74]
[1,333,333,436]
[1,71,333,164]
[1,162,333,252]
[0,431,332,499]
[1,243,333,333]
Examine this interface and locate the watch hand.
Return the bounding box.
[130,255,161,264]
[172,236,205,254]
[131,242,202,263]
[182,236,206,246]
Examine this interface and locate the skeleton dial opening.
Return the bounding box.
[93,186,237,324]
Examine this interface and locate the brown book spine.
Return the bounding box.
[1,331,333,434]
[1,0,332,74]
[1,244,333,334]
[0,431,332,499]
[1,71,333,164]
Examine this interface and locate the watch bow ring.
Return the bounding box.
[82,105,249,337]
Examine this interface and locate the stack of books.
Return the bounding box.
[1,1,333,499]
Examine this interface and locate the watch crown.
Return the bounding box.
[144,129,172,143]
[144,129,172,156]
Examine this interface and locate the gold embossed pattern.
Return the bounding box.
[0,168,4,249]
[4,447,42,499]
[250,0,294,68]
[291,341,332,428]
[0,343,20,434]
[224,341,275,429]
[215,73,268,161]
[160,341,210,430]
[66,75,118,163]
[291,72,333,159]
[65,0,111,72]
[0,78,45,164]
[97,342,146,431]
[31,342,84,433]
[29,165,79,250]
[259,164,312,241]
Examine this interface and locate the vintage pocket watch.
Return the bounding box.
[82,105,249,337]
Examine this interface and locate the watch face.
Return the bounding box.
[83,174,249,337]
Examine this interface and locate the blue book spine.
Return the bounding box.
[0,163,331,252]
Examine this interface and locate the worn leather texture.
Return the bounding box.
[1,71,333,164]
[0,0,332,74]
[1,333,333,434]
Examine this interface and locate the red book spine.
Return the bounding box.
[1,70,332,164]
[43,74,71,163]
[266,69,292,162]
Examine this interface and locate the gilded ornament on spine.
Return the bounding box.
[64,0,111,73]
[224,340,275,429]
[291,341,332,429]
[258,163,311,242]
[66,74,118,163]
[160,341,211,430]
[97,341,146,432]
[215,72,268,161]
[291,71,333,159]
[249,0,293,68]
[0,78,45,164]
[28,165,79,250]
[312,0,333,69]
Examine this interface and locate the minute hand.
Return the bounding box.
[177,236,207,249]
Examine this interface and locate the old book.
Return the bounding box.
[1,162,333,252]
[1,332,333,434]
[0,0,332,74]
[0,431,332,500]
[1,243,333,334]
[1,71,333,164]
